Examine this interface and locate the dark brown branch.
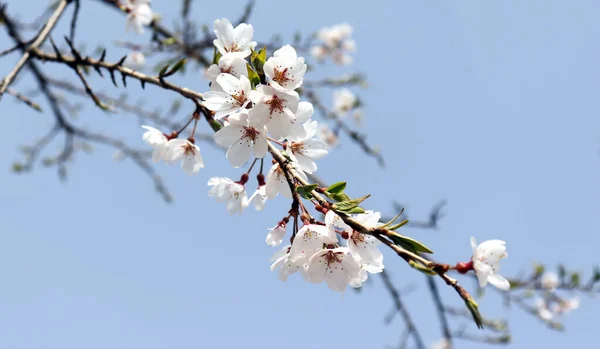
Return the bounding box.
[0,0,71,101]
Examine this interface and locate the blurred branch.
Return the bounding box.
[0,0,70,101]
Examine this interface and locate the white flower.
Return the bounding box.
[270,245,304,281]
[213,18,256,59]
[305,247,361,292]
[332,88,357,115]
[552,297,580,315]
[311,23,355,66]
[164,139,204,175]
[471,237,510,291]
[287,101,314,142]
[125,0,153,34]
[310,45,327,61]
[205,55,247,84]
[249,184,268,211]
[534,298,554,321]
[317,123,338,147]
[141,125,168,162]
[250,85,299,140]
[541,272,560,291]
[287,120,328,174]
[265,162,307,199]
[266,221,286,246]
[346,211,384,268]
[203,73,252,119]
[431,338,452,349]
[289,224,336,263]
[213,112,268,167]
[208,177,248,215]
[325,210,351,237]
[123,51,145,70]
[318,23,353,47]
[263,45,307,91]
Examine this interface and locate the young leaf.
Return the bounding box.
[386,231,433,254]
[387,219,409,231]
[247,63,260,89]
[408,260,436,275]
[332,194,371,212]
[345,207,366,214]
[465,296,484,329]
[212,46,222,65]
[296,184,318,200]
[251,46,267,75]
[326,181,346,194]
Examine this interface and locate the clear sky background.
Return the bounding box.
[0,1,599,348]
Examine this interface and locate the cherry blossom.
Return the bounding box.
[263,45,307,91]
[123,51,145,70]
[213,18,256,59]
[305,247,362,292]
[551,297,580,315]
[125,0,153,34]
[203,73,252,119]
[346,211,384,268]
[250,85,299,140]
[431,339,452,349]
[270,245,304,281]
[311,23,355,65]
[287,120,328,174]
[141,125,168,162]
[534,298,554,321]
[289,224,336,263]
[541,272,559,291]
[207,177,249,215]
[287,101,314,142]
[164,139,204,175]
[213,112,268,167]
[332,88,357,116]
[249,184,268,211]
[317,123,338,147]
[266,221,286,246]
[205,55,247,84]
[471,237,510,291]
[265,162,307,199]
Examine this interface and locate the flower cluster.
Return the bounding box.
[269,210,385,293]
[533,271,580,322]
[310,23,356,65]
[202,18,327,214]
[141,126,204,175]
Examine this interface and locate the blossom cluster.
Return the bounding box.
[533,271,580,322]
[137,17,511,296]
[311,23,356,65]
[202,18,327,214]
[270,210,385,293]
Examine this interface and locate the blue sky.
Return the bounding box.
[0,1,599,348]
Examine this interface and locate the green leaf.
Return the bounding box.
[212,47,221,65]
[165,58,187,76]
[158,64,170,77]
[386,231,433,254]
[251,46,267,75]
[247,63,260,89]
[326,181,346,194]
[465,296,484,329]
[387,219,409,231]
[331,192,350,202]
[569,272,581,287]
[296,184,318,200]
[332,194,370,212]
[209,119,223,132]
[592,266,600,283]
[408,260,436,275]
[345,207,365,214]
[161,37,177,45]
